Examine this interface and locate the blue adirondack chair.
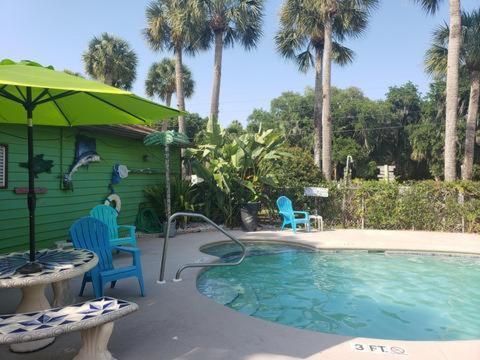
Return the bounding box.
[69,216,145,298]
[90,205,137,247]
[276,196,311,233]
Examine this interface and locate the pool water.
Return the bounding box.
[197,242,480,341]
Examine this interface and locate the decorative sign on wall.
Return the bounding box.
[0,144,7,189]
[62,135,100,190]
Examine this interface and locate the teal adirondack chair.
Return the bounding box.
[90,205,137,247]
[276,196,311,233]
[69,216,145,298]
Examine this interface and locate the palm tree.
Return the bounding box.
[145,58,195,130]
[414,0,462,181]
[275,0,354,169]
[202,0,264,125]
[426,9,480,180]
[316,0,378,180]
[143,0,208,137]
[83,33,138,90]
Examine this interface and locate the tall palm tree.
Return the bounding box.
[426,9,480,180]
[316,0,378,180]
[143,0,208,136]
[83,33,138,90]
[414,0,462,181]
[275,0,355,168]
[145,58,195,130]
[202,0,264,125]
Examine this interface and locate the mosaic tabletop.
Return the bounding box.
[0,249,98,289]
[0,297,138,344]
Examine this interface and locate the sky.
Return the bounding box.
[0,0,478,126]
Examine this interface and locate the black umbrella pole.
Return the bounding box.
[27,122,36,262]
[18,90,42,274]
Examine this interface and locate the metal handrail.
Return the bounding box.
[158,212,246,283]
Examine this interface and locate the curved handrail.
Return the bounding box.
[158,212,246,282]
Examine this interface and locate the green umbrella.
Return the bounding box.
[0,59,183,273]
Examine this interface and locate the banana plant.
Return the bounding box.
[188,124,288,225]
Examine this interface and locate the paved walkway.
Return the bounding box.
[1,229,479,359]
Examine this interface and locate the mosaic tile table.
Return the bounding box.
[0,248,98,352]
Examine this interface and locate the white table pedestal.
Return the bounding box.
[10,284,55,352]
[52,279,77,307]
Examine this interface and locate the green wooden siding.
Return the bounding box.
[0,125,180,253]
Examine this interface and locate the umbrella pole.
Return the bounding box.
[18,87,42,274]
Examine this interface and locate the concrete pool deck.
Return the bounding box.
[1,229,480,360]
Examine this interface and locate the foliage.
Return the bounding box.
[166,112,208,142]
[188,125,287,226]
[224,120,245,138]
[145,58,195,105]
[82,33,137,90]
[143,179,197,223]
[202,0,264,50]
[246,78,478,181]
[265,180,480,233]
[275,0,355,73]
[143,0,209,54]
[247,90,315,149]
[263,146,323,215]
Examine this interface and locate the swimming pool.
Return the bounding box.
[197,242,480,341]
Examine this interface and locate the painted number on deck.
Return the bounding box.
[351,343,407,355]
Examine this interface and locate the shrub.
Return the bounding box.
[265,180,480,233]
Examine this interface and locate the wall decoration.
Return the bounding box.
[0,144,7,189]
[19,154,54,178]
[111,164,129,185]
[62,135,100,190]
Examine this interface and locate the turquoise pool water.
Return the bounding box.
[197,242,480,341]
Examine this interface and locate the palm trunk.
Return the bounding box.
[210,31,223,124]
[321,18,333,181]
[313,47,323,168]
[462,71,480,180]
[444,0,461,181]
[161,93,173,131]
[174,44,187,177]
[165,143,171,220]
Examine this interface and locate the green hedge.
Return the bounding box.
[265,181,480,233]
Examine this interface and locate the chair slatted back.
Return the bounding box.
[90,205,119,240]
[69,216,114,273]
[276,196,293,215]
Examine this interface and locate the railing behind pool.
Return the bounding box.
[158,212,247,283]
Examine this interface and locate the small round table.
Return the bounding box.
[309,215,324,231]
[0,248,98,352]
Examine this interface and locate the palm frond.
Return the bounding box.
[412,0,441,15]
[332,42,355,66]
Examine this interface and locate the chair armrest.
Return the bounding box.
[113,245,139,254]
[279,211,292,219]
[112,246,141,267]
[293,211,309,219]
[118,225,136,238]
[118,225,136,231]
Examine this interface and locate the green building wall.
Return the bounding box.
[0,124,180,253]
